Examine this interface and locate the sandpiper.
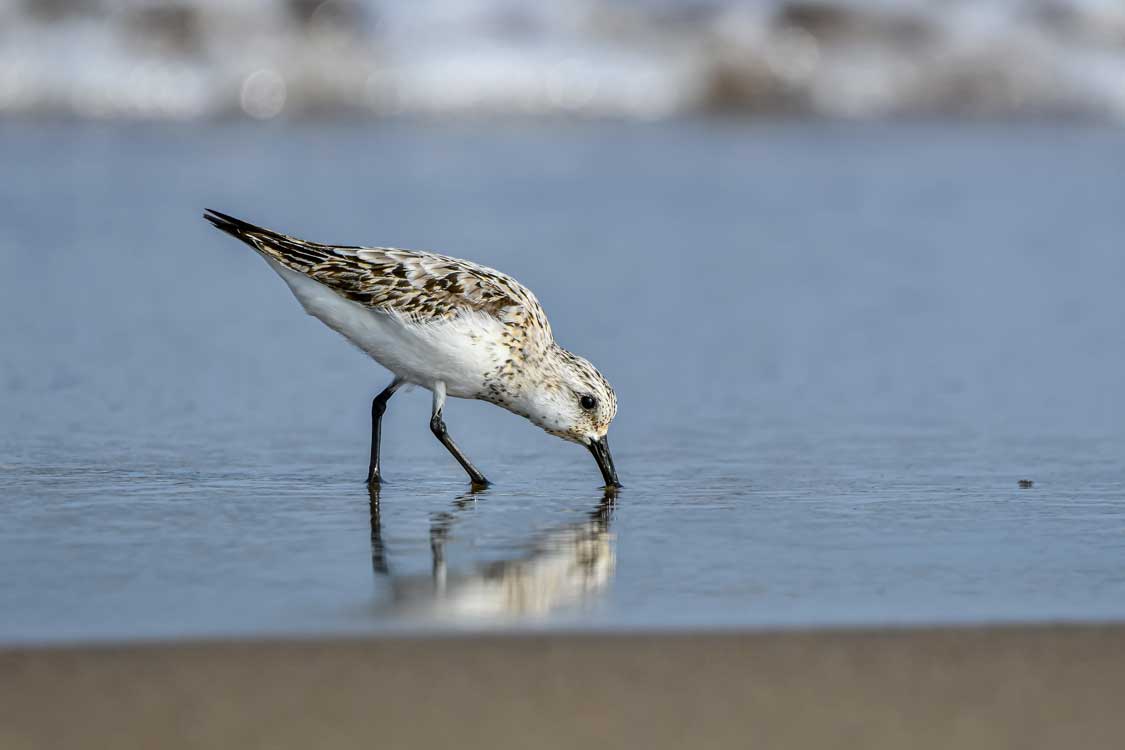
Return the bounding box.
[203,210,620,489]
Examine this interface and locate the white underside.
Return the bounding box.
[267,259,506,398]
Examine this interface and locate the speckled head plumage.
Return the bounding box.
[523,345,618,444]
[513,345,620,488]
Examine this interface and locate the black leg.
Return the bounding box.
[367,378,402,486]
[429,410,489,487]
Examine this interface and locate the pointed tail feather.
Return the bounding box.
[203,208,274,245]
[203,209,340,269]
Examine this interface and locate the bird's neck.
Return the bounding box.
[489,344,571,429]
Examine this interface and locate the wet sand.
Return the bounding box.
[3,625,1124,749]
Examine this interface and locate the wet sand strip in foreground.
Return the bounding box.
[2,625,1123,749]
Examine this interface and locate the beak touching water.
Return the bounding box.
[586,435,621,489]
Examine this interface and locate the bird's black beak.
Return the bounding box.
[586,435,621,489]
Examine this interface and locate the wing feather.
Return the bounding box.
[203,210,552,340]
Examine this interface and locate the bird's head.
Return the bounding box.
[522,346,620,488]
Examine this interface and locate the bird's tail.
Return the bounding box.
[202,209,340,270]
[202,208,267,241]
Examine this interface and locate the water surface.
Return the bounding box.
[2,120,1125,643]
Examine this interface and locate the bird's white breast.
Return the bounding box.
[267,259,507,397]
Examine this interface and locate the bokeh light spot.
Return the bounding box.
[240,69,286,119]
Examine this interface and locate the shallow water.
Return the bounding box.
[2,120,1125,643]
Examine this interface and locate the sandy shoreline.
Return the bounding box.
[3,624,1124,749]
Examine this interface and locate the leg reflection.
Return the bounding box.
[368,485,389,575]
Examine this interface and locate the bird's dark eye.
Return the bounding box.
[579,395,597,411]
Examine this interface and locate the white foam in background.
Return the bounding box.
[2,0,1125,121]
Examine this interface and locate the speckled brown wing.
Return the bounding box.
[204,209,553,337]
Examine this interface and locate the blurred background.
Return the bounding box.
[2,0,1125,643]
[4,0,1125,121]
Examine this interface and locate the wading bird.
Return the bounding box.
[204,210,620,489]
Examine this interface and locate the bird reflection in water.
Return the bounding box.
[368,488,616,620]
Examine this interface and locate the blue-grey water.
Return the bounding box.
[2,120,1124,644]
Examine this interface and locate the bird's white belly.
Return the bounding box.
[268,260,505,397]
